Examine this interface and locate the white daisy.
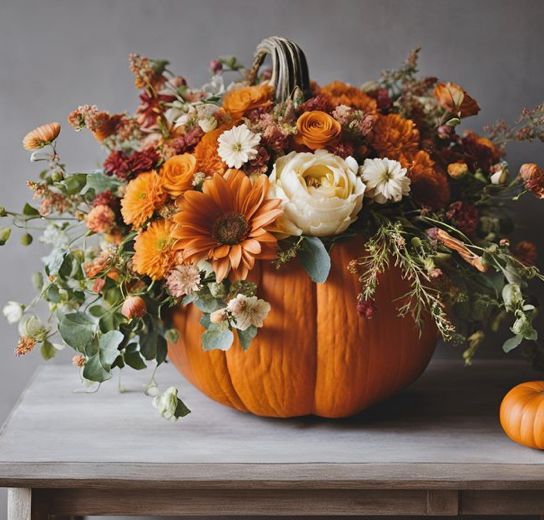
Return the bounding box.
[217,124,261,169]
[359,158,410,204]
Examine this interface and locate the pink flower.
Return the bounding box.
[166,264,201,297]
[86,205,115,233]
[356,299,376,319]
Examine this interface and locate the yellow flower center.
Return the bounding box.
[212,212,249,245]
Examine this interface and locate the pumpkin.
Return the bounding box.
[168,238,437,418]
[500,381,544,449]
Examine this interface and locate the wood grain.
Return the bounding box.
[7,488,31,520]
[0,360,543,517]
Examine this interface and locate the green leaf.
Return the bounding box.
[58,312,95,352]
[63,173,87,195]
[503,334,524,353]
[98,330,124,367]
[43,248,67,275]
[124,343,147,370]
[202,323,234,351]
[156,335,168,365]
[83,172,121,194]
[299,236,331,283]
[40,340,56,361]
[22,203,40,216]
[174,399,191,418]
[83,353,111,382]
[237,326,257,350]
[194,293,223,313]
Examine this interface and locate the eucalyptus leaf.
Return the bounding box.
[43,248,67,275]
[237,326,257,350]
[124,343,147,370]
[174,399,191,418]
[83,353,112,382]
[58,312,95,352]
[299,236,331,283]
[40,340,57,361]
[98,330,124,367]
[63,173,87,195]
[22,203,40,216]
[194,293,223,313]
[83,172,121,194]
[503,334,523,353]
[202,323,234,351]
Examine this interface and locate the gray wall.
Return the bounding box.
[0,0,543,519]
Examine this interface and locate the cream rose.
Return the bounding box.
[269,150,365,237]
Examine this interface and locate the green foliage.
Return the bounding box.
[202,323,234,351]
[298,236,331,283]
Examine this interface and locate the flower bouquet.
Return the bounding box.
[3,36,544,419]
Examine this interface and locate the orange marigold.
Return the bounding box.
[371,114,420,160]
[194,128,228,176]
[320,81,378,114]
[121,171,166,228]
[22,122,61,150]
[401,150,450,210]
[173,170,282,282]
[133,220,178,280]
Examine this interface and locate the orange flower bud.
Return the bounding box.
[121,295,147,319]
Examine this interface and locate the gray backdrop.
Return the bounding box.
[0,0,543,519]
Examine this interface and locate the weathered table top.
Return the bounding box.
[1,359,543,517]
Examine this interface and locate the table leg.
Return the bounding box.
[7,488,49,520]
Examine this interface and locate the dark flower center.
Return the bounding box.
[212,212,249,245]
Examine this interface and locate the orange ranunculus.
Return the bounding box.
[222,84,273,120]
[434,82,480,118]
[371,114,420,160]
[320,81,378,114]
[295,111,342,150]
[194,127,228,176]
[401,150,450,210]
[160,153,197,197]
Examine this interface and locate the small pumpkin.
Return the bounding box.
[168,239,437,418]
[500,381,544,449]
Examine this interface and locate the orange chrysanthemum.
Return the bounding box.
[132,220,178,280]
[22,122,61,150]
[194,128,228,176]
[371,114,420,160]
[401,150,450,210]
[121,171,166,228]
[173,170,282,282]
[320,81,378,114]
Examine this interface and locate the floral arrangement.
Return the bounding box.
[3,43,544,420]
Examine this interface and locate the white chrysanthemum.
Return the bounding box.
[359,158,410,204]
[217,124,261,169]
[227,294,271,331]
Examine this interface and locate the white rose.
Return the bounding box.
[269,150,365,237]
[2,301,23,324]
[153,386,181,421]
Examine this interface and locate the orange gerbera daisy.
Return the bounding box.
[133,220,177,280]
[370,114,420,160]
[320,81,378,114]
[173,169,282,282]
[22,122,61,150]
[194,128,228,176]
[401,151,450,210]
[121,171,166,228]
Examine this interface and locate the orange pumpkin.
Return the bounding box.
[168,238,436,418]
[500,381,544,449]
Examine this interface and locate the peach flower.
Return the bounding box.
[295,111,341,150]
[160,153,197,197]
[222,84,273,120]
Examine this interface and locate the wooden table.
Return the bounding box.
[0,359,543,518]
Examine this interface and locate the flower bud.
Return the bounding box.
[210,308,227,324]
[51,170,64,182]
[209,59,223,75]
[121,295,147,319]
[437,125,453,140]
[72,354,86,367]
[0,227,11,245]
[165,328,179,343]
[20,233,33,246]
[0,207,6,217]
[18,315,47,340]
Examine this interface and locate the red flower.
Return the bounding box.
[92,190,118,208]
[357,299,376,319]
[446,201,479,236]
[103,148,159,179]
[299,95,333,114]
